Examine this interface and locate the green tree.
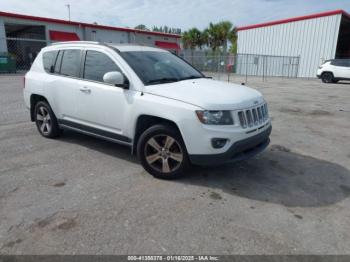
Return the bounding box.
[152,26,181,34]
[229,41,237,54]
[134,24,149,31]
[205,21,237,55]
[182,28,202,62]
[200,29,209,49]
[206,23,221,52]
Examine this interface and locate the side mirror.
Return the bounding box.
[103,71,129,89]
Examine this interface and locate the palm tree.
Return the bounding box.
[200,29,209,49]
[218,21,236,55]
[206,21,237,55]
[227,25,238,54]
[206,22,222,53]
[182,28,202,63]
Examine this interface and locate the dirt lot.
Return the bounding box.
[0,75,350,254]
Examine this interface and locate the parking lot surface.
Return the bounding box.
[0,75,350,254]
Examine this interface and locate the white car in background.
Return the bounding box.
[317,59,350,83]
[23,42,271,179]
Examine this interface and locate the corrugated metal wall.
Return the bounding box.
[237,14,342,77]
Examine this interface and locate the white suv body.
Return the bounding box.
[317,59,350,83]
[24,42,271,179]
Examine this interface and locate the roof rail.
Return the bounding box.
[50,41,121,52]
[50,41,100,46]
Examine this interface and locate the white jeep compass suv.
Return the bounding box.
[24,42,271,179]
[317,59,350,83]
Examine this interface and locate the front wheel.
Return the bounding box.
[137,124,190,179]
[321,72,334,83]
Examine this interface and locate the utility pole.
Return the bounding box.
[65,4,71,21]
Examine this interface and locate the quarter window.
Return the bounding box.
[60,49,81,77]
[83,50,121,82]
[42,51,58,73]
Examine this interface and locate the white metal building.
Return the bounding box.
[0,11,181,71]
[237,10,350,77]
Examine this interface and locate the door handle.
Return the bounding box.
[80,87,91,94]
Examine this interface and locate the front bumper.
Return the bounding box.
[189,125,272,166]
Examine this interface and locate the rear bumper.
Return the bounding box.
[189,125,272,166]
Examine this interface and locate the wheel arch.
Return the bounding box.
[132,115,183,154]
[30,94,48,121]
[321,71,334,77]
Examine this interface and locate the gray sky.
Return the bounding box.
[0,0,349,30]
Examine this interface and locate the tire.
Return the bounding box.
[321,72,334,83]
[137,124,190,179]
[34,101,61,138]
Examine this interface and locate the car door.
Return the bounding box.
[48,49,83,121]
[75,49,131,140]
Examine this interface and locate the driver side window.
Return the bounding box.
[83,50,121,83]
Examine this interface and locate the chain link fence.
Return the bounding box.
[180,51,300,82]
[0,37,47,73]
[0,38,300,82]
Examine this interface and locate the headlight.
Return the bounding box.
[196,110,234,125]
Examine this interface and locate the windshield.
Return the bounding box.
[119,51,204,85]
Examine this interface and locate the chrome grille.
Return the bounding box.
[238,104,269,128]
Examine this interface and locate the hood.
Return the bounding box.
[144,78,264,110]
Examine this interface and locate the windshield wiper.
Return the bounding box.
[146,77,179,85]
[179,76,204,81]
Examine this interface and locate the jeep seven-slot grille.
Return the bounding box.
[238,104,269,128]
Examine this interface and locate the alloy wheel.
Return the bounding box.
[144,135,183,173]
[36,106,52,135]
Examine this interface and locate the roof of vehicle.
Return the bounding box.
[48,41,168,52]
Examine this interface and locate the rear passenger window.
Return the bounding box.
[331,60,350,67]
[83,50,121,82]
[42,51,58,73]
[60,50,81,77]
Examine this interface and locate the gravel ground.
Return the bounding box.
[0,74,350,255]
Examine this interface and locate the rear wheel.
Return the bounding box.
[137,124,189,179]
[34,101,60,138]
[321,72,334,83]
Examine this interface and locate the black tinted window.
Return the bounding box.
[331,60,350,67]
[54,51,63,74]
[60,50,81,77]
[84,51,121,82]
[42,51,58,73]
